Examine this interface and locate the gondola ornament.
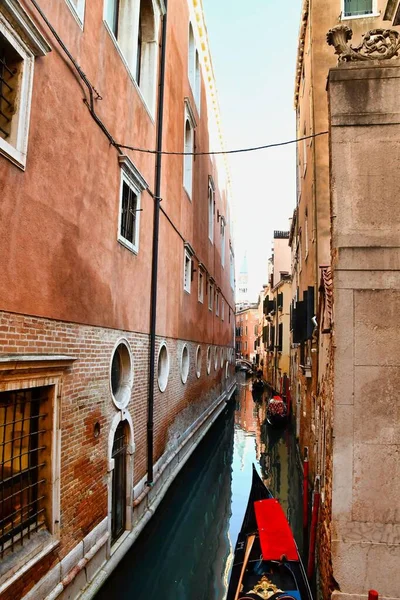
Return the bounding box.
[247,575,283,599]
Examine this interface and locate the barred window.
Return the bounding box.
[120,181,138,247]
[0,389,49,558]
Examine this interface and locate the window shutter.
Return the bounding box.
[307,285,315,339]
[293,300,306,343]
[278,292,283,310]
[278,323,283,352]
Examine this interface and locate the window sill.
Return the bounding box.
[103,21,155,124]
[118,236,139,255]
[0,138,26,170]
[184,288,191,295]
[0,531,59,595]
[341,12,379,20]
[64,0,84,29]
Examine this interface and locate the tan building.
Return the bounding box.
[235,305,258,363]
[292,2,400,599]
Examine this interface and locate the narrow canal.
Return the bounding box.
[95,374,303,600]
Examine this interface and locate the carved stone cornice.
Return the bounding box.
[327,25,400,62]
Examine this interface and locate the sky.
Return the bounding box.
[202,0,303,301]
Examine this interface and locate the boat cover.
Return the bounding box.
[254,499,298,561]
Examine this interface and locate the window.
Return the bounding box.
[216,291,220,316]
[221,299,225,321]
[65,0,85,26]
[110,340,133,409]
[195,346,202,378]
[221,219,226,267]
[183,99,196,198]
[180,344,190,384]
[206,347,211,375]
[104,0,159,113]
[305,216,309,259]
[343,0,373,17]
[188,24,201,111]
[198,267,204,303]
[208,281,213,311]
[302,124,307,176]
[184,251,191,293]
[0,388,53,558]
[229,248,235,290]
[157,343,169,392]
[208,178,215,243]
[0,7,50,169]
[118,156,148,253]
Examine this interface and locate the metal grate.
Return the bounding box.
[0,34,17,141]
[0,389,47,558]
[120,181,138,245]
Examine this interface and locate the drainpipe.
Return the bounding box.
[147,0,168,486]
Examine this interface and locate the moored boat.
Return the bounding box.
[226,466,313,600]
[266,395,288,427]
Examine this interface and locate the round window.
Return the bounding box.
[206,346,211,375]
[181,344,190,384]
[158,343,169,392]
[196,345,202,378]
[225,361,229,379]
[110,340,133,409]
[220,347,224,368]
[214,347,218,371]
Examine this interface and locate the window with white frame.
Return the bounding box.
[183,99,196,198]
[104,0,159,113]
[65,0,85,25]
[188,23,201,111]
[208,177,214,243]
[198,267,204,303]
[343,0,373,17]
[184,251,192,293]
[221,219,226,267]
[221,299,225,321]
[208,280,213,311]
[118,155,148,253]
[229,248,235,290]
[0,7,50,169]
[216,291,220,316]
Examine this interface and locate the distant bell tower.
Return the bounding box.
[237,253,249,307]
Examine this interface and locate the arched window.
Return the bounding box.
[188,23,195,89]
[136,0,158,112]
[111,420,129,543]
[183,117,194,198]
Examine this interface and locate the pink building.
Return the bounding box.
[0,1,235,598]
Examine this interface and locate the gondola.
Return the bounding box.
[226,466,313,600]
[266,396,288,427]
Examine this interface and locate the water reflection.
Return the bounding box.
[95,375,302,599]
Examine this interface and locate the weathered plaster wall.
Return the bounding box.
[328,60,400,600]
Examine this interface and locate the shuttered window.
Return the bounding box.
[343,0,373,17]
[278,323,283,352]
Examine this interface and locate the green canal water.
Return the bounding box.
[95,374,303,600]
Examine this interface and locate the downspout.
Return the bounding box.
[147,0,168,486]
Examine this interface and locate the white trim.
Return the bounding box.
[198,267,204,303]
[340,0,377,18]
[0,0,52,56]
[180,344,190,384]
[0,15,36,170]
[206,346,211,375]
[184,97,197,129]
[183,249,192,293]
[109,338,134,410]
[64,0,85,28]
[117,158,147,255]
[102,19,156,123]
[157,342,169,392]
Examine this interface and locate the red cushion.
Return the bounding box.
[254,499,299,561]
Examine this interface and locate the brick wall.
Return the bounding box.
[0,310,234,599]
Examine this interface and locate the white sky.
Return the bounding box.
[202,0,303,302]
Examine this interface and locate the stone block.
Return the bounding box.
[58,568,87,600]
[23,562,61,600]
[352,443,400,523]
[333,288,354,405]
[354,366,400,445]
[332,405,354,519]
[60,541,83,580]
[85,544,107,583]
[354,290,400,366]
[83,518,107,555]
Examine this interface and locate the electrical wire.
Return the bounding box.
[116,131,329,157]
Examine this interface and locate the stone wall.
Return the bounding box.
[328,60,400,600]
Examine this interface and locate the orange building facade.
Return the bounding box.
[0,1,235,598]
